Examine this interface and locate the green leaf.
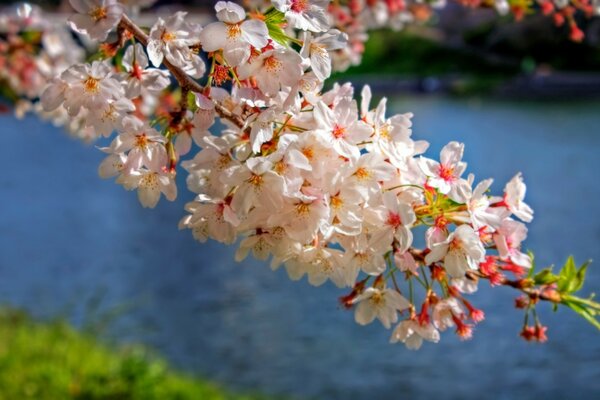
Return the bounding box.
[533,268,559,285]
[263,8,290,47]
[266,23,290,47]
[187,90,198,112]
[563,300,600,330]
[264,7,287,24]
[526,251,535,278]
[558,257,592,294]
[571,260,591,293]
[557,256,577,293]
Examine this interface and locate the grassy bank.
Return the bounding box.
[0,308,269,400]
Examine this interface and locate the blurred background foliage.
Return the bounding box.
[0,308,274,400]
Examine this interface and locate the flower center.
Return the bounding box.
[301,147,314,160]
[140,172,159,189]
[161,31,177,42]
[274,161,287,175]
[248,173,263,187]
[449,237,462,251]
[226,23,242,39]
[135,134,148,149]
[291,0,310,13]
[212,65,231,86]
[296,202,311,215]
[216,154,231,170]
[332,124,346,139]
[83,76,100,93]
[386,212,402,228]
[353,167,371,181]
[89,6,107,22]
[310,43,326,56]
[438,164,455,182]
[371,291,384,305]
[130,62,144,80]
[330,194,343,209]
[379,124,391,140]
[263,55,282,73]
[101,104,117,122]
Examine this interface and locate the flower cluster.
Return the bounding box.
[3,0,599,347]
[0,4,83,103]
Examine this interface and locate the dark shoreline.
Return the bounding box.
[341,72,600,100]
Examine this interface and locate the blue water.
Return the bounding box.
[1,95,600,399]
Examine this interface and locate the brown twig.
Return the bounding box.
[465,270,562,303]
[407,248,562,303]
[117,14,245,129]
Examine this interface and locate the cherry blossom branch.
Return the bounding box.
[408,248,562,303]
[464,270,562,303]
[10,0,597,349]
[117,14,245,129]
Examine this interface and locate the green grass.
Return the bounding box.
[0,308,271,400]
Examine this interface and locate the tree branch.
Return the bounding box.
[117,14,245,129]
[407,248,562,304]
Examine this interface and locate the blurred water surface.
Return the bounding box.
[1,95,600,400]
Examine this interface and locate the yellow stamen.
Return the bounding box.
[89,7,107,22]
[83,76,100,93]
[226,23,242,39]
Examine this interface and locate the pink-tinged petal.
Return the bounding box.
[426,226,448,249]
[394,225,413,253]
[174,133,192,156]
[398,203,416,226]
[198,22,228,52]
[347,120,373,143]
[440,141,464,167]
[98,154,125,179]
[448,179,471,203]
[146,40,164,67]
[141,70,170,93]
[257,73,280,96]
[313,101,335,130]
[445,251,467,278]
[511,251,532,269]
[386,290,411,311]
[40,81,66,111]
[515,202,534,223]
[425,242,449,265]
[215,1,245,23]
[494,234,510,259]
[360,85,372,117]
[138,185,160,208]
[310,49,331,81]
[414,323,441,343]
[69,0,90,14]
[395,251,418,273]
[158,175,177,201]
[355,301,377,326]
[241,19,269,48]
[404,334,423,350]
[333,138,360,160]
[223,45,251,68]
[418,157,440,177]
[286,149,312,171]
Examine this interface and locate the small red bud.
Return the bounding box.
[514,295,529,309]
[534,324,548,343]
[520,325,536,341]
